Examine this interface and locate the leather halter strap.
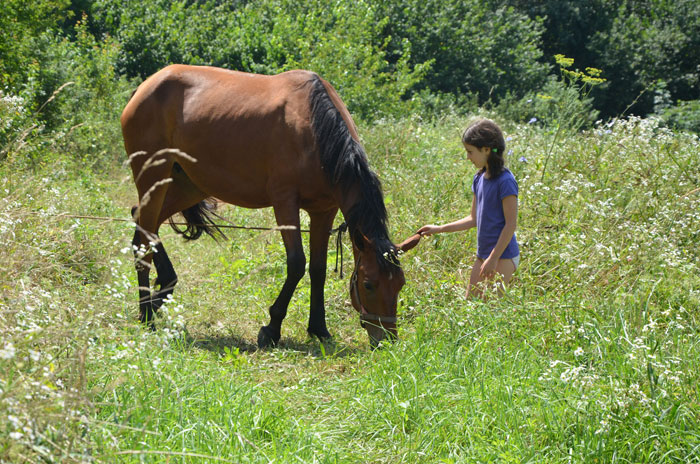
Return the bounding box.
[350,256,397,326]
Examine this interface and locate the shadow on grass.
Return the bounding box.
[186,332,365,359]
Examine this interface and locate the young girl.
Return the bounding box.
[418,119,519,298]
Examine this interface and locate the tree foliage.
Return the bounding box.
[1,0,699,146]
[504,0,700,119]
[376,0,549,103]
[86,0,428,119]
[0,0,72,91]
[590,0,700,117]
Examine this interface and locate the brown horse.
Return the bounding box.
[121,64,420,348]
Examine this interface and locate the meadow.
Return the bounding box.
[1,112,699,463]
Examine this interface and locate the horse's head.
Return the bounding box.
[350,233,421,348]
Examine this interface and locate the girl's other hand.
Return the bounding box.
[417,225,441,236]
[480,256,498,279]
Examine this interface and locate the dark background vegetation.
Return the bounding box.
[2,0,700,166]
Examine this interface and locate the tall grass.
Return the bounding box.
[1,113,699,463]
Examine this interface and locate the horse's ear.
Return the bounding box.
[396,233,421,253]
[352,229,366,251]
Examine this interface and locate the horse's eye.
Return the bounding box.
[363,281,374,291]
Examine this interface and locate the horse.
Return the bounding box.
[120,64,421,348]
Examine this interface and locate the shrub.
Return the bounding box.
[375,0,550,104]
[90,0,428,121]
[267,0,429,119]
[1,13,131,169]
[0,0,71,90]
[589,0,700,118]
[495,55,602,131]
[658,100,700,134]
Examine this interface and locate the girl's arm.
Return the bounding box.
[480,195,517,278]
[418,196,477,236]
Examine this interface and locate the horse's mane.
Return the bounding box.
[307,75,399,270]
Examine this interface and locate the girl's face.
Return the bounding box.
[463,142,490,170]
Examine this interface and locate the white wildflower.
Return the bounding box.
[0,343,16,360]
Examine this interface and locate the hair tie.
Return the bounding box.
[492,148,498,153]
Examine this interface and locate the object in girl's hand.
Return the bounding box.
[397,233,421,252]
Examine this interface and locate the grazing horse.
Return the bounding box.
[121,64,420,348]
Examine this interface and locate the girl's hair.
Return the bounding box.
[462,119,506,177]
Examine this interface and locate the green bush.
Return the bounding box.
[90,0,428,120]
[0,91,34,162]
[91,0,550,118]
[495,78,598,131]
[266,0,429,119]
[502,0,700,120]
[1,13,131,169]
[410,89,479,121]
[589,0,700,118]
[0,0,71,90]
[92,0,246,78]
[376,0,550,104]
[495,55,602,131]
[659,100,700,134]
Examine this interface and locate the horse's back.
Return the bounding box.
[121,65,316,144]
[121,65,333,209]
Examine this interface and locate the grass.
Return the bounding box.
[1,113,699,463]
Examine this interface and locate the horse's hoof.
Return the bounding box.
[257,326,280,348]
[137,320,157,331]
[138,314,157,331]
[307,327,332,342]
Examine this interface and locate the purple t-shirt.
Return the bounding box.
[471,168,519,259]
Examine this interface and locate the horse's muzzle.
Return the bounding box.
[365,322,397,349]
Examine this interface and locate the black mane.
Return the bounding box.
[307,75,399,270]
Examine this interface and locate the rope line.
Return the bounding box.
[25,211,348,274]
[37,212,310,233]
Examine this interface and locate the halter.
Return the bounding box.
[349,255,397,328]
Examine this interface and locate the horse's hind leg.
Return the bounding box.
[131,167,208,325]
[129,151,178,326]
[151,242,177,310]
[131,223,158,326]
[131,223,176,311]
[150,173,207,310]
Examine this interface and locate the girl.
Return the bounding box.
[418,119,519,298]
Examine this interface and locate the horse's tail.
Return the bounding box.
[169,198,226,241]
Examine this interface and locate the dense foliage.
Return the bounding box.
[504,0,700,119]
[2,0,700,140]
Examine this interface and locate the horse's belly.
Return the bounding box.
[174,153,270,208]
[193,170,272,209]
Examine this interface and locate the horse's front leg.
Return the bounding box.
[258,203,305,348]
[307,209,338,341]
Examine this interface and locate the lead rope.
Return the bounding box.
[331,222,348,278]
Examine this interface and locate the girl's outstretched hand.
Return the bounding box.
[417,225,441,236]
[480,255,498,279]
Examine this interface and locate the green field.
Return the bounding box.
[1,112,699,463]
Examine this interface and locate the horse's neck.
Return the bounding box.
[336,183,389,251]
[336,185,362,222]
